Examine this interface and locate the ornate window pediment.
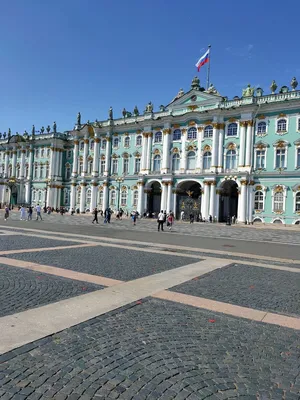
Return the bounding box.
[254,141,268,149]
[273,139,289,148]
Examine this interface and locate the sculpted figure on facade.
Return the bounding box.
[291,77,298,91]
[145,101,153,113]
[191,76,200,90]
[109,106,113,120]
[31,125,35,136]
[242,84,254,97]
[270,80,277,94]
[133,105,139,116]
[40,126,45,134]
[53,121,57,133]
[77,112,81,125]
[46,125,51,133]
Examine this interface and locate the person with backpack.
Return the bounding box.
[157,210,165,232]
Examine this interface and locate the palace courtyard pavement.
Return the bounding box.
[0,212,299,399]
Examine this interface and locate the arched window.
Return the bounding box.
[98,191,103,206]
[124,137,130,147]
[64,190,69,205]
[38,191,42,201]
[79,161,83,174]
[226,150,237,170]
[134,157,141,173]
[121,191,127,206]
[173,129,181,141]
[136,135,142,146]
[25,164,29,178]
[40,165,44,178]
[274,192,284,212]
[154,131,162,143]
[35,149,39,157]
[76,189,81,204]
[203,151,212,169]
[100,159,105,174]
[275,148,286,169]
[172,153,180,171]
[227,123,238,136]
[133,190,138,207]
[254,191,264,211]
[113,137,119,148]
[187,151,196,169]
[297,148,300,168]
[88,160,93,175]
[101,139,107,150]
[187,127,197,140]
[153,155,161,171]
[257,121,266,134]
[46,164,49,178]
[123,157,129,174]
[34,164,38,178]
[112,159,118,175]
[255,150,266,169]
[47,148,50,157]
[65,164,71,179]
[79,141,84,151]
[41,148,44,157]
[90,140,94,150]
[86,189,92,206]
[32,191,36,202]
[204,125,213,138]
[111,190,116,205]
[277,119,287,132]
[295,192,300,212]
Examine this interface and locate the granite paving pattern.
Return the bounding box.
[7,246,198,281]
[171,263,300,316]
[0,264,103,317]
[0,299,299,399]
[0,234,79,251]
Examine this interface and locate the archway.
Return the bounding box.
[218,180,238,222]
[6,184,18,206]
[147,181,161,216]
[176,181,202,220]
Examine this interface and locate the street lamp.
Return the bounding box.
[116,176,124,211]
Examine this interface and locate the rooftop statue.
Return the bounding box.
[145,101,153,113]
[191,76,200,90]
[206,83,218,94]
[31,125,35,135]
[270,80,277,94]
[109,106,113,120]
[53,121,57,133]
[133,105,139,116]
[77,112,81,125]
[40,126,45,134]
[242,84,255,97]
[46,125,51,133]
[291,77,298,91]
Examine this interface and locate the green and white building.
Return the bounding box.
[1,76,300,224]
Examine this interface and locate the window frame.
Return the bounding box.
[173,129,181,141]
[203,125,213,139]
[295,191,300,212]
[134,157,141,174]
[136,135,142,146]
[187,127,197,140]
[276,118,287,133]
[225,149,237,170]
[254,190,264,211]
[124,136,130,147]
[226,122,238,137]
[186,151,196,170]
[113,137,119,148]
[256,121,267,135]
[112,158,118,175]
[171,153,180,171]
[154,131,162,143]
[153,154,161,172]
[203,151,212,170]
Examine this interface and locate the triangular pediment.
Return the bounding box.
[166,89,222,110]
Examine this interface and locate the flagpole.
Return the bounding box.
[206,44,211,90]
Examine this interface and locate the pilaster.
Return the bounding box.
[238,121,247,168]
[92,137,100,177]
[180,129,187,172]
[245,120,254,170]
[161,127,171,173]
[211,123,219,169]
[72,139,79,176]
[137,181,144,215]
[217,123,225,173]
[80,182,87,212]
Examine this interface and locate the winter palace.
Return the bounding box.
[1,76,300,224]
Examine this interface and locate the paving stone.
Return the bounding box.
[0,264,103,317]
[171,263,300,316]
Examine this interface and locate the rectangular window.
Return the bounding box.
[275,148,286,169]
[133,191,138,207]
[255,150,266,169]
[39,166,44,178]
[297,148,300,168]
[134,158,141,174]
[274,192,284,211]
[123,158,129,174]
[100,160,105,174]
[112,159,118,175]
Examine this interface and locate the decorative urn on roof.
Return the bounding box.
[270,80,277,94]
[191,76,200,90]
[291,77,298,91]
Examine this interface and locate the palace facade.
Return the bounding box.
[1,77,300,224]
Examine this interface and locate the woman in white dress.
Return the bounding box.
[20,205,26,221]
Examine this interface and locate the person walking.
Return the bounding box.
[4,205,9,221]
[36,204,42,221]
[92,208,99,224]
[157,210,165,232]
[131,210,137,226]
[167,211,174,231]
[189,213,194,224]
[27,206,33,221]
[20,205,26,221]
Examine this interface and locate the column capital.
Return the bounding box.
[84,139,89,144]
[212,123,219,129]
[219,123,225,129]
[137,181,145,186]
[94,138,100,143]
[247,120,254,127]
[163,128,171,135]
[239,121,247,127]
[240,179,248,186]
[74,140,79,145]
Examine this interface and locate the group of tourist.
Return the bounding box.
[91,207,139,226]
[157,210,175,232]
[4,204,43,221]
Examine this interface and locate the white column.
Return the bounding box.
[92,138,100,176]
[201,182,210,220]
[55,150,60,177]
[166,182,172,212]
[4,150,9,177]
[141,133,148,172]
[80,184,86,212]
[20,148,26,178]
[217,124,224,172]
[144,188,149,212]
[180,130,187,172]
[28,148,34,179]
[248,182,254,223]
[146,133,153,173]
[196,127,203,172]
[239,180,248,223]
[173,192,177,217]
[72,140,79,176]
[82,139,89,174]
[209,182,216,218]
[58,150,62,178]
[91,184,97,210]
[52,187,57,208]
[11,149,17,177]
[215,190,220,222]
[104,137,111,176]
[103,183,109,212]
[137,182,144,215]
[245,121,253,167]
[57,187,61,207]
[49,148,56,178]
[161,182,168,211]
[212,123,219,168]
[238,122,247,167]
[25,183,31,204]
[162,128,171,173]
[70,183,76,211]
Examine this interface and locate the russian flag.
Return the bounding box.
[195,49,210,72]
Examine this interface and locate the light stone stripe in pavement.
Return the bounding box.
[0,258,229,354]
[2,224,300,264]
[153,291,300,330]
[0,242,100,256]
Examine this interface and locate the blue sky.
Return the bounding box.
[1,0,299,133]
